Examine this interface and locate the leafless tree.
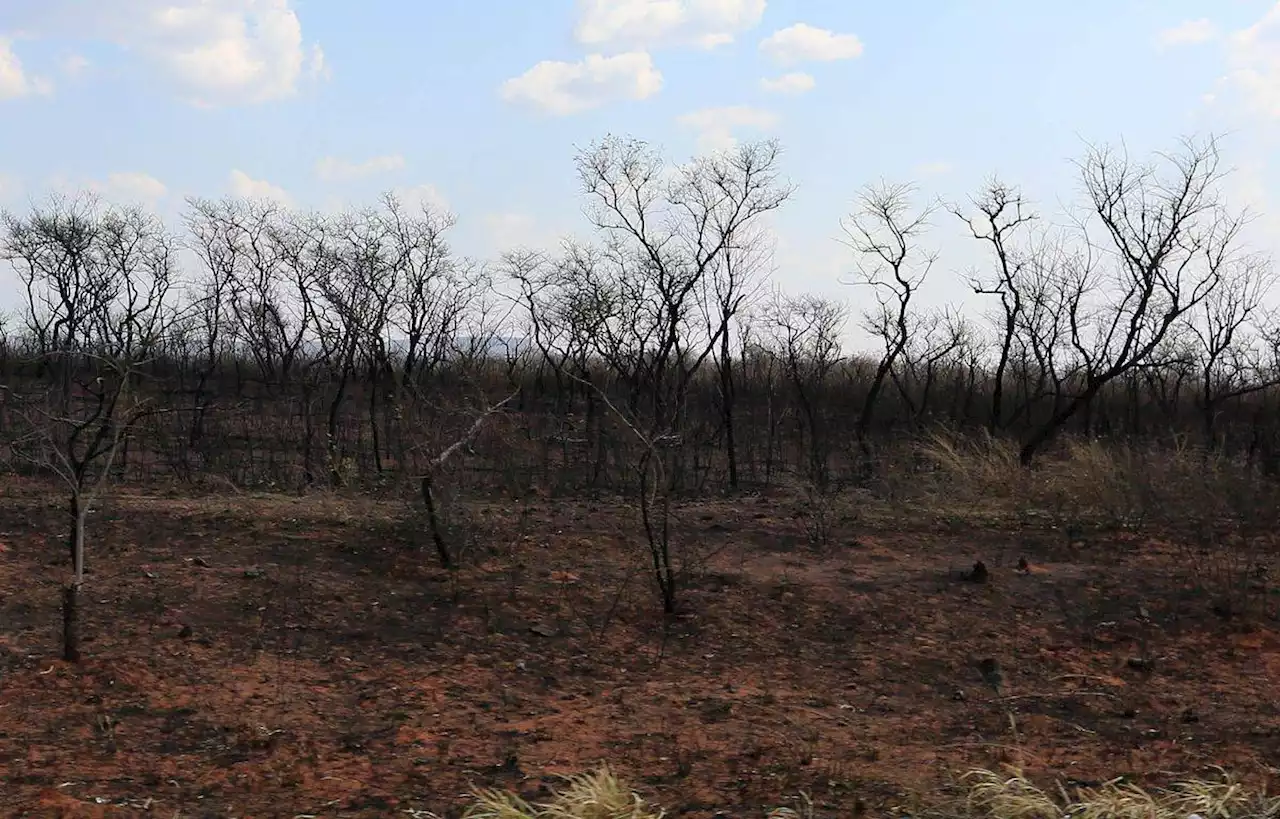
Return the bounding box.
[889,306,970,426]
[204,200,311,388]
[374,193,479,473]
[1018,135,1248,464]
[2,196,178,661]
[954,179,1038,433]
[417,390,519,571]
[516,135,791,613]
[1138,334,1198,427]
[761,290,847,490]
[1005,228,1089,428]
[683,143,792,490]
[1183,252,1278,445]
[703,228,772,490]
[182,198,251,458]
[311,207,390,485]
[507,246,611,481]
[843,182,938,462]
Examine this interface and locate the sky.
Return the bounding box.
[1,0,1279,329]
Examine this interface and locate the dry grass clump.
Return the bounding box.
[963,767,1280,819]
[450,765,1280,819]
[464,767,664,819]
[912,431,1143,526]
[917,431,1024,500]
[913,430,1280,533]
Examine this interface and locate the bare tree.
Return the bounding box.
[889,306,970,426]
[507,247,613,484]
[1183,252,1277,445]
[685,143,791,490]
[417,390,519,571]
[843,182,938,462]
[182,198,250,460]
[378,194,482,475]
[209,199,312,389]
[761,290,847,490]
[2,196,178,661]
[1006,228,1089,430]
[703,229,772,490]
[1018,136,1247,464]
[516,135,791,613]
[380,196,468,384]
[310,207,389,485]
[954,179,1038,433]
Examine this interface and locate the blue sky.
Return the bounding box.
[1,0,1278,322]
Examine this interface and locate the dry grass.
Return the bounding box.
[465,767,665,819]
[963,766,1280,819]
[911,430,1280,617]
[914,431,1141,519]
[453,765,1280,819]
[914,429,1280,530]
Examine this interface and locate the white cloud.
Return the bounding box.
[483,211,561,253]
[1225,3,1280,118]
[0,0,325,106]
[94,171,169,205]
[0,173,21,204]
[62,53,90,77]
[393,183,451,214]
[760,71,814,94]
[760,23,863,65]
[1220,154,1280,255]
[678,105,777,153]
[229,169,292,205]
[0,40,30,100]
[575,0,765,51]
[0,38,53,99]
[1156,18,1218,48]
[315,154,407,182]
[912,161,951,178]
[501,52,662,115]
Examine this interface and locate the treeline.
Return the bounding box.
[1,133,1278,502]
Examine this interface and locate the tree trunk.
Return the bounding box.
[856,355,898,466]
[63,495,88,662]
[62,584,81,663]
[368,373,384,474]
[420,473,453,570]
[718,330,739,490]
[67,494,81,566]
[327,369,352,487]
[989,328,1013,434]
[638,451,677,614]
[1019,385,1101,465]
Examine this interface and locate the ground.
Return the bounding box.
[1,476,1278,817]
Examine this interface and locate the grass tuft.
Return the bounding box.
[961,766,1280,819]
[453,765,1280,819]
[464,767,664,819]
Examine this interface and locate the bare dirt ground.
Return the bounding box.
[1,476,1278,817]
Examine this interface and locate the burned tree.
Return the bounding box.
[181,197,259,468]
[1183,251,1277,446]
[889,306,971,427]
[375,194,479,476]
[516,135,791,613]
[1017,136,1248,465]
[954,179,1038,433]
[761,290,848,491]
[2,195,178,661]
[688,146,787,490]
[842,182,938,462]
